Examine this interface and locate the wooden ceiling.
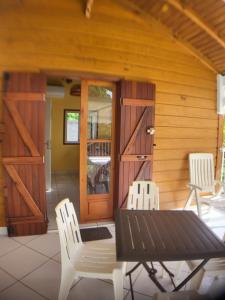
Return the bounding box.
[116,0,225,74]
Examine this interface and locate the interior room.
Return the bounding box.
[46,78,81,229]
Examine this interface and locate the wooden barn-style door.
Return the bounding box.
[2,72,47,236]
[115,80,156,208]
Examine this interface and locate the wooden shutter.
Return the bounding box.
[2,72,47,236]
[115,80,155,208]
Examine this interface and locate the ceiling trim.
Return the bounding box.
[167,0,225,50]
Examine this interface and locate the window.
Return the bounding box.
[64,110,80,144]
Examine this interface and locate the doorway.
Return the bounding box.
[45,77,81,229]
[2,73,155,236]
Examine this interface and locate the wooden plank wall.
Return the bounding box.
[0,0,218,226]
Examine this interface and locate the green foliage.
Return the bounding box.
[66,112,79,121]
[89,86,112,98]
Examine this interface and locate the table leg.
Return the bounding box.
[173,258,209,291]
[142,262,167,292]
[159,261,176,288]
[126,263,142,300]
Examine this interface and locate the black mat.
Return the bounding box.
[80,226,112,242]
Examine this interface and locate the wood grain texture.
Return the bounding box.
[0,0,219,225]
[2,72,47,236]
[115,80,155,208]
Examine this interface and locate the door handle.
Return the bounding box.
[137,155,147,160]
[146,127,155,135]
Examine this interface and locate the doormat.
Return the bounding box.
[80,227,112,242]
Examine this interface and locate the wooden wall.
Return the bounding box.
[0,0,218,226]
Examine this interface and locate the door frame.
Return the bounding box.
[80,80,116,222]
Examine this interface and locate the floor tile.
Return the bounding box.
[52,252,61,263]
[26,232,60,257]
[0,246,49,279]
[68,278,127,300]
[0,237,21,257]
[0,282,46,300]
[0,268,16,292]
[125,291,153,299]
[22,259,61,300]
[133,267,175,296]
[12,235,40,245]
[124,262,143,290]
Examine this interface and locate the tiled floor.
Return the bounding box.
[0,207,225,300]
[47,174,80,230]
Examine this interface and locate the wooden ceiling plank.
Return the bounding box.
[177,29,203,42]
[163,11,186,28]
[190,0,216,12]
[173,19,197,36]
[116,0,217,73]
[203,4,225,23]
[197,0,224,19]
[148,0,165,16]
[202,45,223,56]
[191,36,215,49]
[166,0,225,50]
[85,0,94,19]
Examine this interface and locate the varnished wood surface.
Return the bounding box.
[0,0,219,225]
[2,73,47,236]
[115,80,155,208]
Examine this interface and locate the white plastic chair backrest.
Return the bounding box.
[55,198,82,264]
[127,181,159,210]
[189,153,215,193]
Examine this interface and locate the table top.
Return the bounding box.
[115,210,225,262]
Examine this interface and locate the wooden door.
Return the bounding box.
[2,72,47,236]
[115,80,156,208]
[80,80,115,222]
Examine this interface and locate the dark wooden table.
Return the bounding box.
[115,210,225,299]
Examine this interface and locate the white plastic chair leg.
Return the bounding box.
[58,270,75,300]
[113,270,124,300]
[184,189,194,209]
[174,261,185,284]
[196,194,202,219]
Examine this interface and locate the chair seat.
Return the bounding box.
[198,194,225,207]
[72,241,125,279]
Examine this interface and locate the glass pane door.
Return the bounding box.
[87,85,113,195]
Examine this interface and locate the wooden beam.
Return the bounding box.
[120,154,153,162]
[85,0,94,19]
[122,98,154,106]
[4,92,45,102]
[123,108,148,155]
[116,0,217,73]
[3,164,43,218]
[167,0,225,51]
[4,100,40,156]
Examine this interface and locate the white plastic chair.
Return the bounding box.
[55,198,126,300]
[126,181,174,283]
[127,180,159,210]
[175,234,225,291]
[184,153,225,218]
